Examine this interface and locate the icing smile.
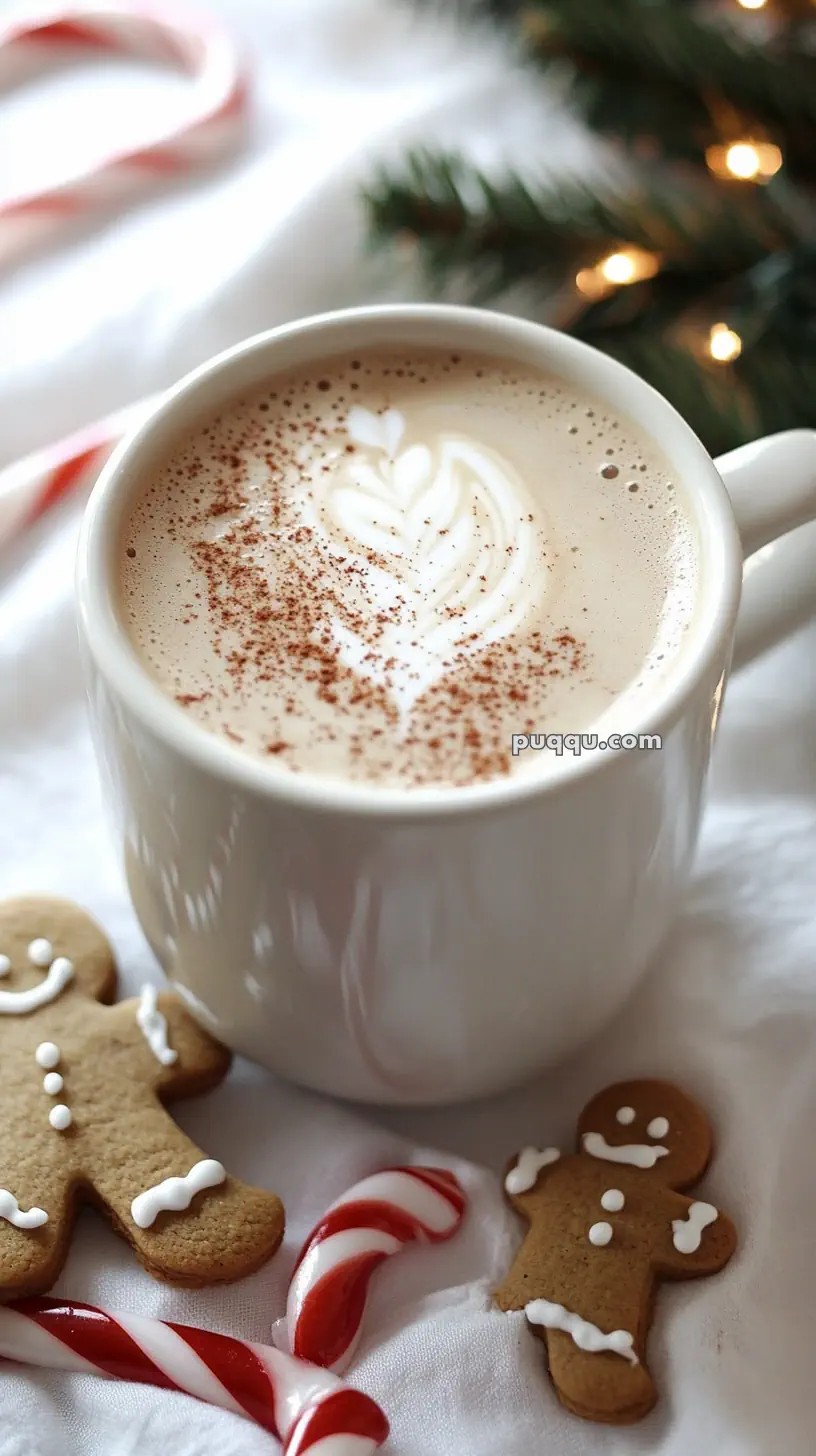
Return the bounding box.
[582,1131,669,1169]
[0,957,74,1015]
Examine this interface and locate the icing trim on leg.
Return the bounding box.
[525,1299,639,1365]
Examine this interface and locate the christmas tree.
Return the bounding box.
[364,0,816,454]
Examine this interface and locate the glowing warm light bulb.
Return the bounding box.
[708,322,743,362]
[706,139,783,182]
[737,0,766,9]
[600,251,637,284]
[576,248,659,299]
[575,267,607,299]
[726,142,762,179]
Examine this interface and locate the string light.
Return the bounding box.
[575,247,660,298]
[600,251,637,284]
[575,268,607,300]
[736,0,767,9]
[708,322,743,363]
[706,139,783,182]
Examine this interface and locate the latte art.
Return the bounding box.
[121,346,698,788]
[296,405,548,720]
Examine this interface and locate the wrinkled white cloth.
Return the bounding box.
[1,2,815,1453]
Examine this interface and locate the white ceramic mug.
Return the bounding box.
[76,306,816,1105]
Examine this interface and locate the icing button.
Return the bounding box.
[588,1221,613,1247]
[27,939,53,967]
[35,1043,60,1070]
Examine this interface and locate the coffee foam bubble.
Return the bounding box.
[120,348,697,788]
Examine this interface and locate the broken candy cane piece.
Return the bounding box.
[286,1166,467,1371]
[0,1299,389,1456]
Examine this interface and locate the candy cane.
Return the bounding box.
[0,2,247,271]
[0,393,162,543]
[0,1298,389,1456]
[286,1167,467,1373]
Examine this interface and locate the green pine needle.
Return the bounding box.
[365,151,802,280]
[363,1,816,449]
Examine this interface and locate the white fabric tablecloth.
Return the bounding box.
[2,2,815,1452]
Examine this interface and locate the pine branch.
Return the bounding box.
[426,1,816,173]
[735,344,816,436]
[365,151,805,291]
[571,256,816,448]
[730,245,816,344]
[505,0,816,132]
[373,2,816,450]
[592,331,756,457]
[364,149,816,451]
[572,245,816,347]
[560,78,714,170]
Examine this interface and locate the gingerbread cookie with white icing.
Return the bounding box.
[0,896,284,1298]
[494,1079,736,1424]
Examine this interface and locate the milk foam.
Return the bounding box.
[120,348,698,788]
[297,401,547,720]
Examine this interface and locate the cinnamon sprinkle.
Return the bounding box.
[124,350,598,787]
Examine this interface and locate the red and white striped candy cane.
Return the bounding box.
[0,2,247,271]
[0,1298,389,1455]
[286,1167,467,1373]
[0,393,162,543]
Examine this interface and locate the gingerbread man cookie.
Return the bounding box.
[0,897,284,1298]
[495,1080,737,1424]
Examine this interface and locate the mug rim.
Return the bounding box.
[76,304,743,818]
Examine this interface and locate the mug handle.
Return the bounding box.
[715,430,816,670]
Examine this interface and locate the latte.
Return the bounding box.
[119,347,697,787]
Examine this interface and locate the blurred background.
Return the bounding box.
[3,0,815,512]
[367,0,816,456]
